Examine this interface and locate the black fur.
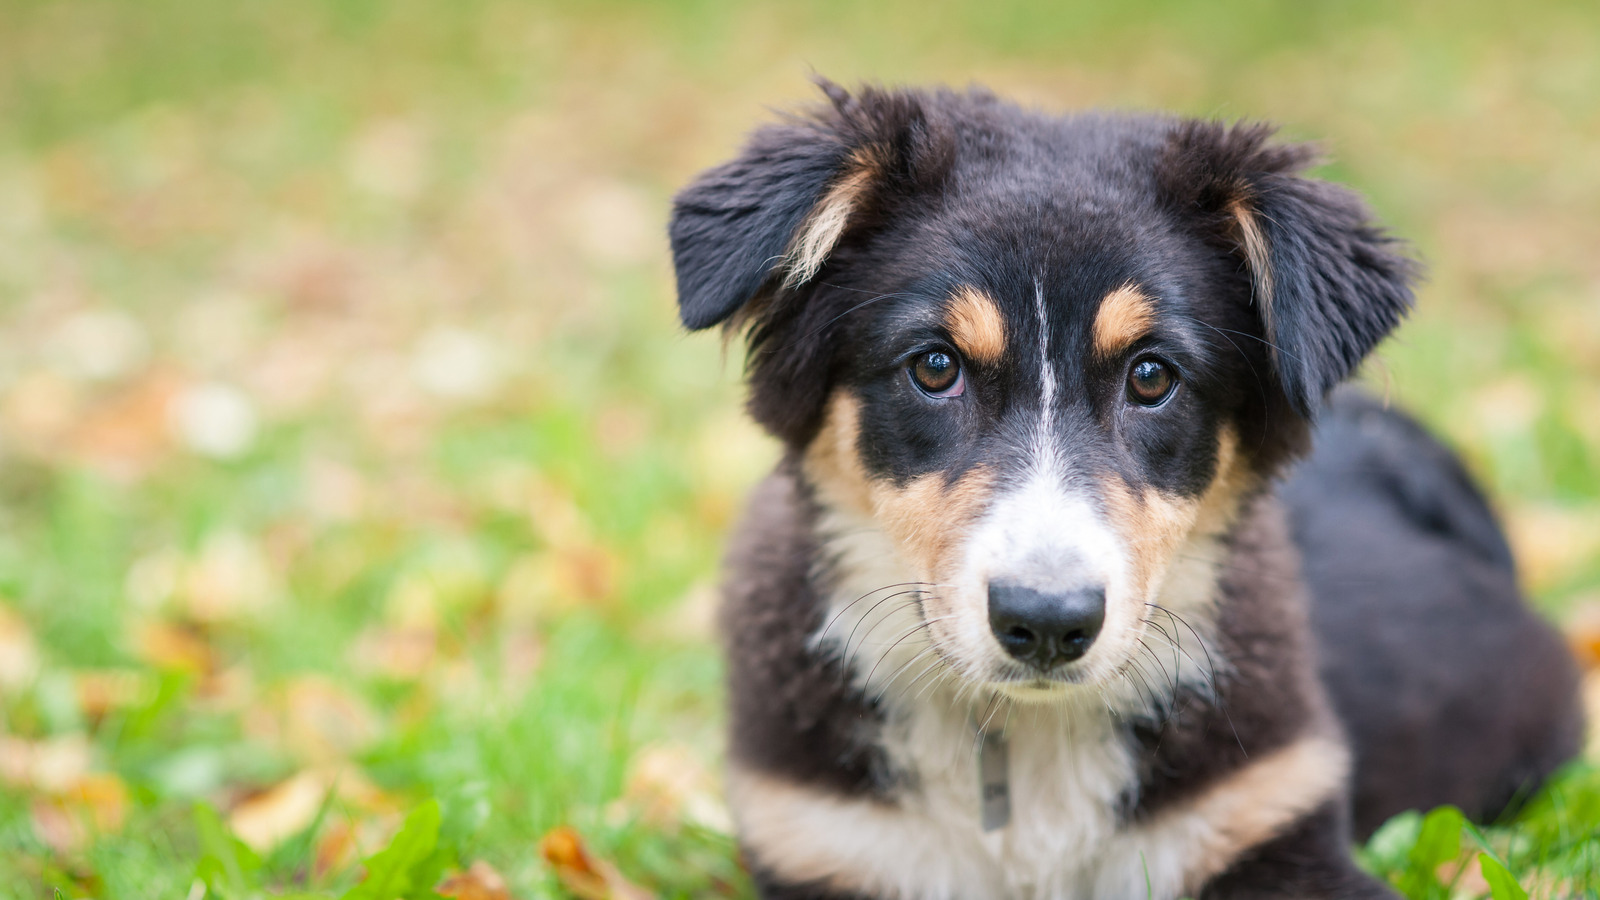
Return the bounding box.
[1284,389,1585,837]
[1198,801,1393,899]
[719,463,888,795]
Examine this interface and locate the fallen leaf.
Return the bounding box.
[133,620,215,673]
[228,770,328,852]
[539,825,654,900]
[67,370,182,479]
[313,819,356,880]
[1565,599,1600,670]
[495,545,619,619]
[65,772,129,832]
[0,734,92,791]
[228,766,388,853]
[280,675,380,762]
[0,370,83,452]
[28,772,130,856]
[1504,506,1600,594]
[349,626,438,680]
[75,669,155,721]
[181,531,280,622]
[31,798,83,857]
[437,860,513,900]
[0,603,41,694]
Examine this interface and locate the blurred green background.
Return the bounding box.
[0,1,1597,897]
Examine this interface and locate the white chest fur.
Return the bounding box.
[724,510,1238,899]
[873,687,1149,900]
[726,676,1259,900]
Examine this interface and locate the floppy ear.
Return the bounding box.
[670,123,857,330]
[671,80,913,332]
[1161,121,1419,418]
[670,80,953,334]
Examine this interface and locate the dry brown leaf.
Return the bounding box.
[349,626,438,680]
[0,603,40,694]
[133,621,215,673]
[229,770,328,852]
[1565,599,1600,670]
[65,773,129,832]
[181,531,279,622]
[540,825,654,900]
[313,819,357,880]
[0,734,92,791]
[229,766,388,853]
[31,798,83,857]
[437,860,513,900]
[1504,505,1600,594]
[496,547,618,618]
[75,669,155,721]
[28,772,130,855]
[66,370,182,479]
[279,676,380,762]
[1,370,83,452]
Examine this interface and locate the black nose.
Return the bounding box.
[987,582,1106,670]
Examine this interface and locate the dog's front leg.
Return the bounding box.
[1197,803,1397,900]
[749,866,879,900]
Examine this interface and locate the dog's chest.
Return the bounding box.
[872,694,1158,900]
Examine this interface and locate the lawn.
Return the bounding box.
[0,1,1596,897]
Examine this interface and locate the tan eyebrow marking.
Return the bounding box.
[1091,284,1158,358]
[943,286,1007,365]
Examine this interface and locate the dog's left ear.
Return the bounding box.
[1160,121,1419,418]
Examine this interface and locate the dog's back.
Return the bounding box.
[1286,389,1586,836]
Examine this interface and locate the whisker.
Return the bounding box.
[819,582,933,645]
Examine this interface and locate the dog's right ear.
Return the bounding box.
[670,81,947,332]
[670,118,859,331]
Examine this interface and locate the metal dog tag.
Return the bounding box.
[978,729,1011,831]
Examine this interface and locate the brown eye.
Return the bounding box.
[910,350,963,397]
[1127,358,1176,406]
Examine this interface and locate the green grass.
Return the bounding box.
[0,1,1596,897]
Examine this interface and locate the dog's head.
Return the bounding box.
[671,83,1414,698]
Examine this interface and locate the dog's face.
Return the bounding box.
[671,84,1413,697]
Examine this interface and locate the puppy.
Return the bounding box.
[668,82,1584,900]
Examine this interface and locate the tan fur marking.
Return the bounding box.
[1091,284,1157,358]
[1229,197,1274,317]
[783,148,882,287]
[1136,733,1351,894]
[1101,428,1250,598]
[729,732,1346,900]
[804,392,876,518]
[805,393,994,579]
[944,287,1007,365]
[726,764,925,896]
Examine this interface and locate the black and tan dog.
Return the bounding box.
[668,82,1584,899]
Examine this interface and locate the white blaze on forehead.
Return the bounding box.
[965,474,1124,595]
[1031,277,1058,477]
[968,278,1123,597]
